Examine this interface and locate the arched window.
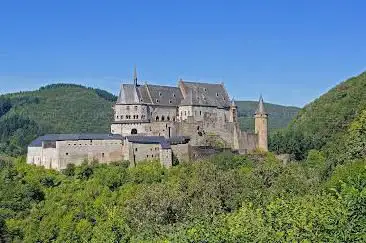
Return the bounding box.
[161,116,165,121]
[156,116,159,121]
[131,128,138,134]
[167,116,170,121]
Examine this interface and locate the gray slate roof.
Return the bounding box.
[116,80,231,108]
[179,80,231,108]
[255,95,267,114]
[117,84,140,104]
[29,134,124,147]
[29,134,190,150]
[145,84,183,106]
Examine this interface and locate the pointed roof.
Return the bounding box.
[256,95,267,114]
[231,98,237,107]
[178,80,231,108]
[133,65,138,86]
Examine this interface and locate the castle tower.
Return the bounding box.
[255,95,268,151]
[229,98,238,123]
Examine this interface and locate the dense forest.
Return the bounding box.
[0,83,298,157]
[1,151,365,242]
[270,71,366,163]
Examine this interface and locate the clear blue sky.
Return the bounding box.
[1,0,365,107]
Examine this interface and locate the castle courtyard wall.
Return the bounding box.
[171,143,191,163]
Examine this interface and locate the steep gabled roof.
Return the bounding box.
[116,84,140,104]
[179,80,231,108]
[145,84,183,106]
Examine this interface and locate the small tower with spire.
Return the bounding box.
[255,95,268,152]
[229,98,238,123]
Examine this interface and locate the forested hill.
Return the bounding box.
[237,101,299,131]
[271,71,366,162]
[0,84,115,155]
[0,83,299,156]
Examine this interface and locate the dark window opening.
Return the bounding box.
[156,116,159,121]
[102,153,105,158]
[66,153,69,155]
[161,116,165,121]
[167,116,170,121]
[135,148,138,152]
[131,128,138,134]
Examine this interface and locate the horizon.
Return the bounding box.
[1,0,365,107]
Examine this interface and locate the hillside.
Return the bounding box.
[270,71,366,162]
[0,84,115,155]
[237,101,300,132]
[0,83,299,156]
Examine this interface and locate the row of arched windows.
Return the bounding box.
[116,115,146,120]
[155,116,175,122]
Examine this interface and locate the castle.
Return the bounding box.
[27,69,268,170]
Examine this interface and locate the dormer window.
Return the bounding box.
[204,88,207,92]
[172,93,176,97]
[216,92,219,97]
[169,100,172,104]
[156,99,159,103]
[159,92,162,96]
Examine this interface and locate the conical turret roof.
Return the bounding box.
[256,95,267,114]
[231,98,237,107]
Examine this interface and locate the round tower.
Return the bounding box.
[229,98,238,123]
[254,95,268,151]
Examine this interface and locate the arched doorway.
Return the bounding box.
[131,128,138,134]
